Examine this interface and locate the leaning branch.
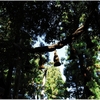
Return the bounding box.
[29,25,84,53]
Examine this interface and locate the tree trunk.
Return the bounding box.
[3,66,13,99]
[0,69,5,99]
[13,57,21,99]
[78,54,92,98]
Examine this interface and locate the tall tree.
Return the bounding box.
[64,1,100,99]
[45,66,65,99]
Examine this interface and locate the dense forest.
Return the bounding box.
[0,1,100,99]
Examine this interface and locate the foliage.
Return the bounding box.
[87,79,100,99]
[0,1,100,99]
[45,66,65,99]
[63,1,100,99]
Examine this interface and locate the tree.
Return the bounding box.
[0,1,83,98]
[63,1,100,99]
[0,1,100,99]
[45,66,65,99]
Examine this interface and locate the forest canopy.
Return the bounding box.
[0,1,100,99]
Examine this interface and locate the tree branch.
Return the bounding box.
[29,25,84,53]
